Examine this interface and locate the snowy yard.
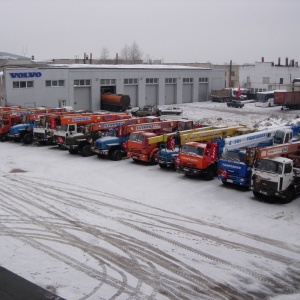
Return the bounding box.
[1,101,300,299]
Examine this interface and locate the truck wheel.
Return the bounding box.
[205,166,215,180]
[110,149,123,161]
[23,133,33,144]
[159,163,167,169]
[150,155,157,165]
[253,191,263,199]
[69,148,78,155]
[81,145,93,157]
[282,188,294,204]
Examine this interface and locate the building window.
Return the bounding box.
[263,77,270,84]
[13,81,34,88]
[183,78,193,83]
[46,80,65,87]
[146,78,158,84]
[124,78,138,85]
[280,78,283,84]
[100,79,116,85]
[58,100,66,107]
[74,79,91,86]
[165,78,177,84]
[199,78,208,83]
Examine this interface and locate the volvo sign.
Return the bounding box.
[10,72,42,78]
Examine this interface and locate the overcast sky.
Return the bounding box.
[2,0,299,65]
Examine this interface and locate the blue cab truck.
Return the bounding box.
[217,124,300,187]
[7,122,35,144]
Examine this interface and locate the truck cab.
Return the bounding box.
[251,156,300,203]
[127,132,158,164]
[176,141,219,180]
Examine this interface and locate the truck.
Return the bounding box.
[7,113,46,143]
[217,125,300,187]
[126,120,207,164]
[66,116,159,157]
[274,91,300,110]
[251,141,300,203]
[52,113,131,148]
[100,93,131,112]
[255,90,287,108]
[92,120,180,161]
[174,126,248,180]
[211,89,233,102]
[0,113,22,141]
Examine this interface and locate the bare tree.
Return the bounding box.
[120,44,130,61]
[100,47,109,61]
[120,42,143,62]
[129,41,143,61]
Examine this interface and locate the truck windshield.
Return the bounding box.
[181,145,204,156]
[128,132,142,142]
[254,159,283,174]
[222,151,246,163]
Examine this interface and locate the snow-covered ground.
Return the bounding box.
[1,101,300,300]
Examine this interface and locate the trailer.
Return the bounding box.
[100,93,131,112]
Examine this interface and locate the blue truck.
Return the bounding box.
[217,124,300,187]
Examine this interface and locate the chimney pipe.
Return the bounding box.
[90,53,92,64]
[286,57,288,66]
[115,53,118,64]
[292,59,295,67]
[262,57,264,62]
[278,57,281,65]
[84,52,86,64]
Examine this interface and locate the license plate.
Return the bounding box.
[133,156,138,159]
[227,179,233,183]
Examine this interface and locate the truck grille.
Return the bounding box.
[254,179,278,191]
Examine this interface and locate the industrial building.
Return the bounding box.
[3,63,225,110]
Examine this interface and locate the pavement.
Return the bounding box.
[0,267,65,300]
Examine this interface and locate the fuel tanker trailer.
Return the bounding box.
[100,93,131,112]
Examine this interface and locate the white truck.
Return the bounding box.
[251,141,300,203]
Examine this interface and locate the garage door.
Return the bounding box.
[145,85,158,106]
[165,84,176,105]
[198,84,208,102]
[182,84,193,103]
[124,85,138,107]
[74,87,91,111]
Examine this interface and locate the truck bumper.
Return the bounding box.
[128,152,150,162]
[92,147,109,156]
[158,159,173,167]
[176,166,203,176]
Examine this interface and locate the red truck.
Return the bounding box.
[274,91,300,110]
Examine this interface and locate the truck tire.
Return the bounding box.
[253,191,263,199]
[23,133,33,144]
[150,155,157,165]
[159,163,167,169]
[282,188,294,204]
[69,148,79,155]
[81,145,93,157]
[110,149,123,161]
[205,165,215,180]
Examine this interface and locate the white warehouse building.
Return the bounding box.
[3,64,225,110]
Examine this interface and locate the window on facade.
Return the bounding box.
[263,77,270,84]
[165,78,177,84]
[124,78,138,85]
[146,78,158,84]
[280,78,283,84]
[13,81,34,88]
[74,79,91,86]
[46,80,65,87]
[183,78,193,83]
[100,79,116,85]
[13,82,20,88]
[231,71,235,76]
[199,78,208,83]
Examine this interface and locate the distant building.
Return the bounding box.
[3,63,224,110]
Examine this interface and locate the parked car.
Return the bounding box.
[160,106,183,115]
[227,100,244,108]
[131,105,161,117]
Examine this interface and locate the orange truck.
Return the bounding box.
[126,120,198,164]
[52,112,131,147]
[66,116,160,156]
[175,126,246,180]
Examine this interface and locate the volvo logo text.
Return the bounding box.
[10,72,42,78]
